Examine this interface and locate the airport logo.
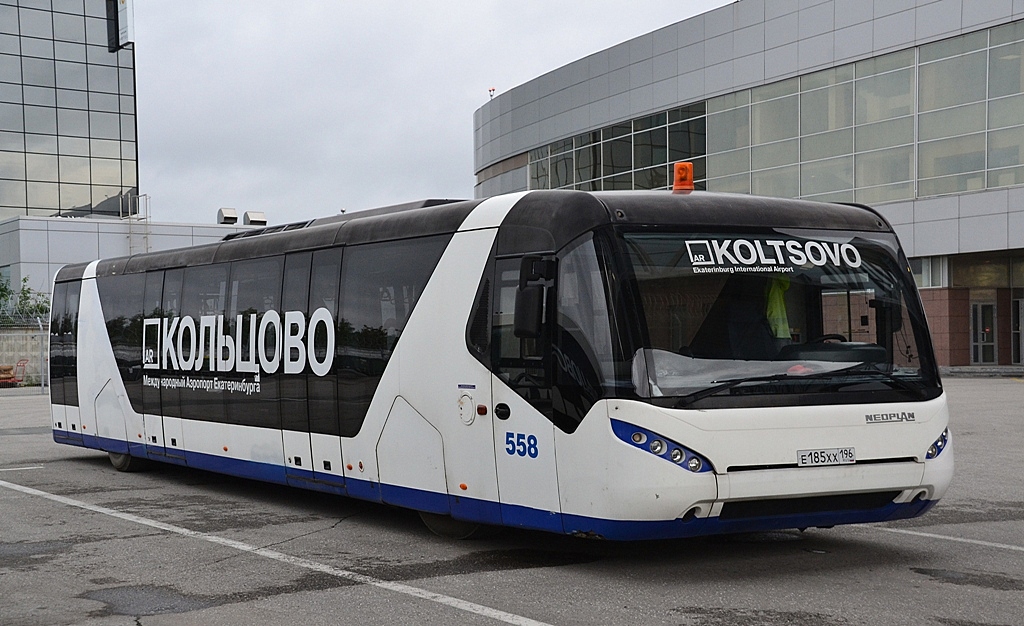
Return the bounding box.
[685,238,862,271]
[141,308,335,377]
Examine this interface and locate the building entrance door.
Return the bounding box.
[971,302,997,364]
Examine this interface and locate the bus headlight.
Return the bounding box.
[925,428,949,460]
[611,419,714,473]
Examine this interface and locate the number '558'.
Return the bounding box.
[505,432,538,458]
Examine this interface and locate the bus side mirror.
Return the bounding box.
[514,285,544,339]
[870,297,903,333]
[514,255,556,339]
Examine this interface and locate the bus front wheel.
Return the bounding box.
[419,512,494,540]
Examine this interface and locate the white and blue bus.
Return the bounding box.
[49,188,953,540]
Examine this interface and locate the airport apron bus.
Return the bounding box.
[49,187,953,540]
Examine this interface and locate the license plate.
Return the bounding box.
[797,447,856,467]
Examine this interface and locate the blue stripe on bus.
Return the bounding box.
[54,433,938,540]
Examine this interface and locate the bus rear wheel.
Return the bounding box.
[107,451,149,472]
[419,512,493,540]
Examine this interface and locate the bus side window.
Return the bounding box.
[280,252,312,433]
[49,282,68,407]
[227,257,283,429]
[337,235,450,437]
[491,258,552,414]
[308,248,341,436]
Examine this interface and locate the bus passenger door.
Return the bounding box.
[490,257,562,533]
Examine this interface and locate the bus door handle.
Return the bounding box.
[495,403,511,420]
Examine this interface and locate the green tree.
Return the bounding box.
[0,276,50,318]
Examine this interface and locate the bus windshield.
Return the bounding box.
[619,229,938,404]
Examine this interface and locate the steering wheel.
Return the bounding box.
[808,334,848,343]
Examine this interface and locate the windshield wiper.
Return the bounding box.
[672,363,920,408]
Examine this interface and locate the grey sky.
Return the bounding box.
[134,1,731,226]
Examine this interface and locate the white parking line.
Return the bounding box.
[0,466,44,472]
[0,478,552,626]
[873,526,1024,553]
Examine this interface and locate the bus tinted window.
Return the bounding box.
[227,257,282,429]
[308,248,341,435]
[63,280,81,408]
[49,282,67,406]
[141,271,163,416]
[280,252,312,432]
[338,235,450,436]
[96,272,146,410]
[178,264,228,422]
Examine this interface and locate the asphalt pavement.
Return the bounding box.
[1,378,1022,626]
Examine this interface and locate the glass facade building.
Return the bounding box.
[475,1,1024,368]
[0,0,137,222]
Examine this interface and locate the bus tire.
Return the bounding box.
[108,451,149,472]
[419,512,493,540]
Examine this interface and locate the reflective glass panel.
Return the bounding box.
[88,91,118,112]
[58,154,90,183]
[0,149,25,178]
[575,144,600,182]
[707,147,749,177]
[751,94,798,144]
[51,12,86,43]
[855,49,914,78]
[800,64,854,90]
[0,81,21,103]
[0,179,26,206]
[633,165,668,189]
[55,61,87,89]
[88,110,118,139]
[707,106,749,152]
[751,138,798,170]
[918,133,985,178]
[856,68,914,124]
[56,88,88,108]
[20,36,53,59]
[801,83,854,134]
[83,17,107,46]
[0,6,18,36]
[25,133,57,153]
[22,56,56,87]
[58,135,89,156]
[90,156,119,185]
[855,145,914,187]
[87,64,117,93]
[801,156,854,196]
[706,172,750,194]
[801,128,853,161]
[750,164,799,198]
[121,159,135,186]
[919,51,986,111]
[90,137,118,157]
[27,181,59,208]
[602,137,631,176]
[550,151,573,187]
[988,126,1024,169]
[990,42,1024,99]
[24,85,56,106]
[919,31,987,63]
[633,128,667,169]
[918,102,986,141]
[26,153,58,181]
[855,182,914,204]
[19,8,53,39]
[0,55,22,85]
[856,117,914,152]
[54,41,86,62]
[990,94,1024,129]
[668,118,706,159]
[57,107,89,136]
[25,105,57,134]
